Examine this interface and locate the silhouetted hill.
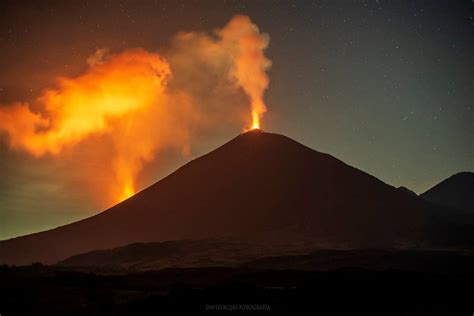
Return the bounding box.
[0,130,470,265]
[58,238,474,274]
[245,248,474,272]
[59,238,308,271]
[421,172,474,212]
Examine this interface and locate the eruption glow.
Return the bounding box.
[251,111,261,130]
[0,15,271,204]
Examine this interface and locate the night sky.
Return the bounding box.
[0,0,472,239]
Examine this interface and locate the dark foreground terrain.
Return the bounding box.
[1,249,473,315]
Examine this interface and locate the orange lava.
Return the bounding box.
[251,111,260,130]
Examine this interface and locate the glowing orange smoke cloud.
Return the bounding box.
[0,49,171,202]
[0,50,170,156]
[0,16,271,205]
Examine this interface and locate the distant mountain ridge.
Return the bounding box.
[58,238,474,273]
[58,238,309,271]
[421,172,474,212]
[0,130,472,265]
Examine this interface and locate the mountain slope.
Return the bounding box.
[421,172,474,212]
[0,130,440,265]
[397,186,417,197]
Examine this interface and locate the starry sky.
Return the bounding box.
[0,0,473,239]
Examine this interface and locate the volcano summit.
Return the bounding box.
[0,130,471,265]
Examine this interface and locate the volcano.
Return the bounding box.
[0,130,469,265]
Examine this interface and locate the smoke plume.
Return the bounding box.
[0,15,271,204]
